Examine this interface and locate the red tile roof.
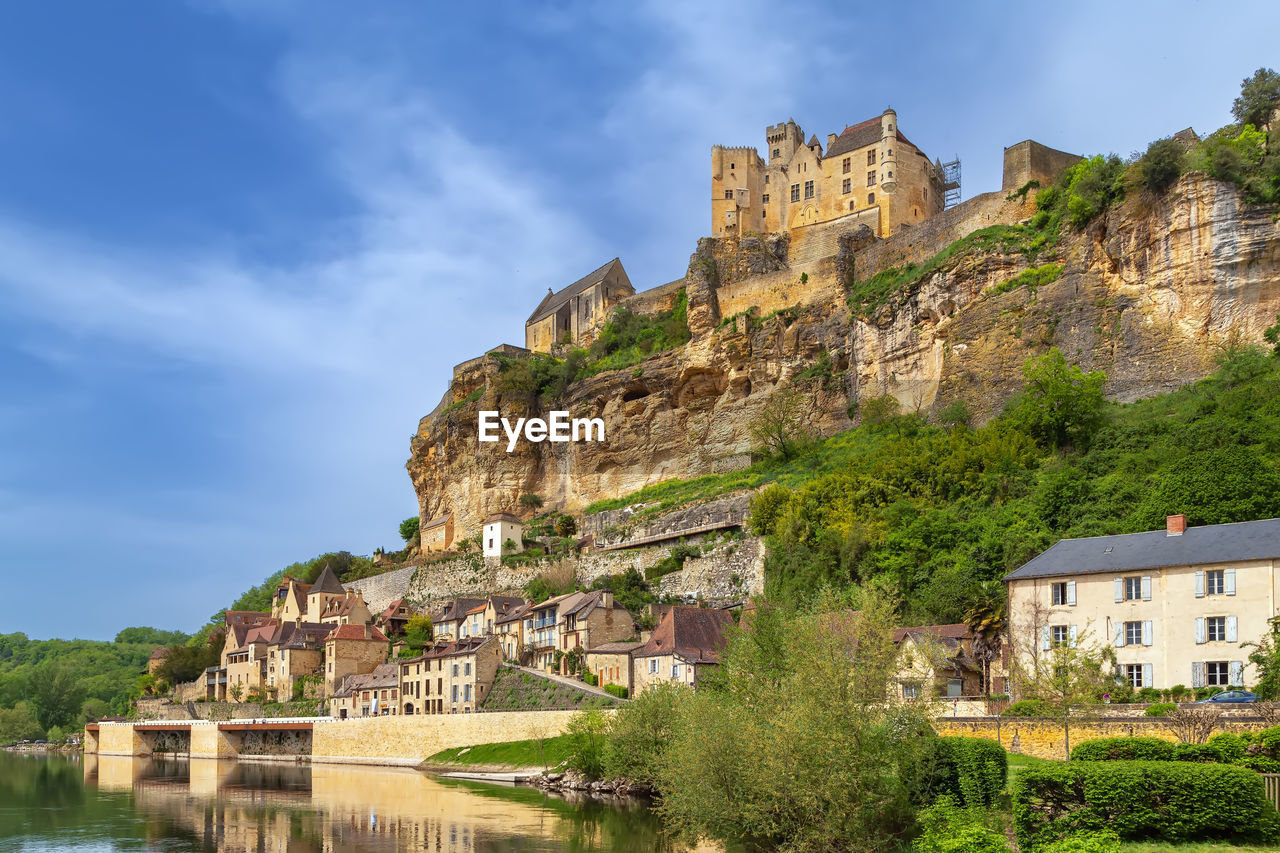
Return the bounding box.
[634,606,732,664]
[892,623,971,644]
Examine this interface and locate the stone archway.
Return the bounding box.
[790,204,820,228]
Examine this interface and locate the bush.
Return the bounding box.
[581,671,598,686]
[1138,137,1185,194]
[603,684,628,699]
[1038,832,1121,853]
[563,709,609,779]
[913,796,1011,853]
[399,516,419,544]
[1012,760,1270,848]
[600,682,687,785]
[1070,737,1178,762]
[749,483,791,536]
[924,737,1008,807]
[1174,743,1222,763]
[1144,702,1177,717]
[1002,699,1050,717]
[1207,731,1248,762]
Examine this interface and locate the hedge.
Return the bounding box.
[1071,729,1280,769]
[1002,699,1050,717]
[1070,737,1177,762]
[1012,760,1274,848]
[926,736,1008,807]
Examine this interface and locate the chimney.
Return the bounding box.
[827,132,837,150]
[1166,514,1187,536]
[601,591,613,609]
[365,623,372,639]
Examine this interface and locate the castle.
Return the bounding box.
[711,108,948,239]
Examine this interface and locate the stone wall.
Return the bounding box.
[344,564,417,614]
[584,492,752,548]
[934,715,1272,761]
[658,535,764,601]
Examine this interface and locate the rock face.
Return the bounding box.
[407,175,1280,535]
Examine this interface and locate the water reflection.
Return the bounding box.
[1,752,678,852]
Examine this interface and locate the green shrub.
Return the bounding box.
[1173,743,1222,763]
[925,737,1008,807]
[1143,702,1176,717]
[1002,699,1050,717]
[748,483,791,536]
[1012,760,1270,847]
[1070,737,1178,762]
[581,671,598,687]
[1038,831,1121,853]
[603,684,628,699]
[563,710,609,779]
[913,796,1011,853]
[1138,137,1186,195]
[1207,731,1247,763]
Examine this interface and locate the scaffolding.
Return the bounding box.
[942,158,962,209]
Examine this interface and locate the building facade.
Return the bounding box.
[481,513,524,557]
[398,637,501,715]
[632,606,732,693]
[1006,515,1280,692]
[524,258,635,353]
[711,108,945,239]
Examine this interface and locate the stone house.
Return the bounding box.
[329,663,400,719]
[420,512,455,553]
[892,623,985,700]
[712,108,946,239]
[1005,514,1280,693]
[374,598,414,637]
[323,623,389,695]
[584,641,642,695]
[271,578,311,622]
[556,590,636,675]
[266,622,330,702]
[524,258,635,353]
[317,588,372,627]
[632,606,732,693]
[398,637,501,715]
[482,513,524,558]
[495,600,532,662]
[146,647,167,675]
[431,597,487,641]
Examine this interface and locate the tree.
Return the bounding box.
[27,662,86,732]
[155,636,221,685]
[399,516,420,544]
[1245,617,1280,699]
[554,514,577,538]
[1004,349,1106,450]
[748,386,815,460]
[519,493,544,509]
[0,703,44,743]
[963,581,1008,696]
[402,614,433,652]
[748,483,791,536]
[1139,137,1185,194]
[859,393,902,429]
[1133,445,1280,529]
[600,681,691,787]
[1264,314,1280,357]
[1232,67,1280,129]
[113,627,190,646]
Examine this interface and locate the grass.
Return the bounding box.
[480,666,621,712]
[426,734,573,769]
[1116,844,1279,852]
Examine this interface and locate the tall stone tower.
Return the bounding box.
[879,108,899,194]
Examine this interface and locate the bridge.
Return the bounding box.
[86,718,323,760]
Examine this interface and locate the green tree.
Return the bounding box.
[155,635,222,685]
[27,662,85,732]
[1133,445,1280,528]
[518,493,544,509]
[859,393,902,429]
[1005,349,1106,450]
[1264,314,1280,356]
[1139,137,1185,194]
[112,627,190,646]
[1245,617,1280,699]
[402,614,433,652]
[1232,67,1280,129]
[554,514,577,538]
[747,483,791,536]
[600,681,691,786]
[0,703,44,743]
[399,516,420,544]
[748,386,815,460]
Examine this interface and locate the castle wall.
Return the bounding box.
[1002,139,1082,192]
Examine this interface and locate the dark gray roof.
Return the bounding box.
[1004,517,1280,581]
[825,112,918,160]
[310,565,344,595]
[526,258,623,324]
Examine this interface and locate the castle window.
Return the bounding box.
[849,201,856,210]
[867,171,876,187]
[803,180,814,199]
[842,178,851,194]
[867,150,876,165]
[923,188,928,201]
[888,149,893,156]
[790,184,800,202]
[772,148,780,158]
[762,193,769,204]
[842,157,851,174]
[724,190,733,199]
[868,192,875,204]
[730,163,735,170]
[764,174,769,184]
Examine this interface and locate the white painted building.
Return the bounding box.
[482,512,524,557]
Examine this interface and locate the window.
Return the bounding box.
[842,178,851,194]
[902,684,920,700]
[648,659,657,674]
[887,170,893,179]
[849,201,856,210]
[1124,664,1145,689]
[790,183,800,202]
[487,538,493,549]
[867,171,877,187]
[1124,577,1142,601]
[762,193,770,204]
[764,175,769,184]
[464,661,471,675]
[803,180,814,199]
[888,148,893,157]
[923,188,928,202]
[842,157,851,174]
[1125,621,1142,646]
[1206,570,1225,595]
[1207,616,1226,642]
[772,148,780,158]
[451,685,458,701]
[729,162,735,170]
[1052,583,1068,606]
[672,664,680,678]
[1206,661,1229,686]
[1051,625,1069,647]
[867,150,876,165]
[452,664,458,677]
[724,189,733,199]
[868,193,875,204]
[464,684,472,701]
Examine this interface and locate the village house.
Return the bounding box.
[329,663,400,719]
[431,597,487,641]
[317,588,373,627]
[323,623,389,695]
[892,623,987,701]
[482,513,524,558]
[632,606,732,692]
[711,108,949,239]
[419,512,455,552]
[267,621,330,702]
[374,598,414,637]
[585,641,642,695]
[146,647,167,675]
[524,258,636,353]
[398,636,501,715]
[523,590,635,674]
[483,595,529,638]
[495,600,532,661]
[1005,514,1280,692]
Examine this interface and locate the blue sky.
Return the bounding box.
[1,1,1277,641]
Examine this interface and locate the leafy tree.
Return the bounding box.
[1232,67,1280,129]
[155,636,222,685]
[1245,617,1280,700]
[600,681,691,786]
[402,614,433,652]
[1133,445,1280,528]
[1139,137,1185,194]
[748,386,815,460]
[860,393,902,429]
[554,514,577,537]
[80,698,110,723]
[518,493,544,509]
[27,662,85,732]
[936,398,972,430]
[1005,349,1106,450]
[112,627,190,646]
[0,703,44,743]
[747,483,791,536]
[399,516,420,544]
[1061,155,1125,229]
[1264,314,1280,357]
[590,568,653,616]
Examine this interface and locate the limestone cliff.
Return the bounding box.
[408,175,1280,535]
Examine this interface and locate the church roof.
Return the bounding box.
[310,565,344,595]
[526,258,624,325]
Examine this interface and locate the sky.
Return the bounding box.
[1,0,1277,641]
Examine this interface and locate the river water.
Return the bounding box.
[0,752,681,852]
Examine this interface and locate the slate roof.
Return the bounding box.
[333,662,399,697]
[400,636,494,664]
[483,512,522,525]
[327,624,388,642]
[893,623,971,644]
[431,597,487,624]
[824,113,917,160]
[495,601,533,625]
[421,513,452,530]
[1004,517,1280,581]
[526,258,623,324]
[310,565,344,595]
[585,641,643,655]
[633,606,732,663]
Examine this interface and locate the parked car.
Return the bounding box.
[1197,690,1257,703]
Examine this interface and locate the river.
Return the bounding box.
[0,751,684,852]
